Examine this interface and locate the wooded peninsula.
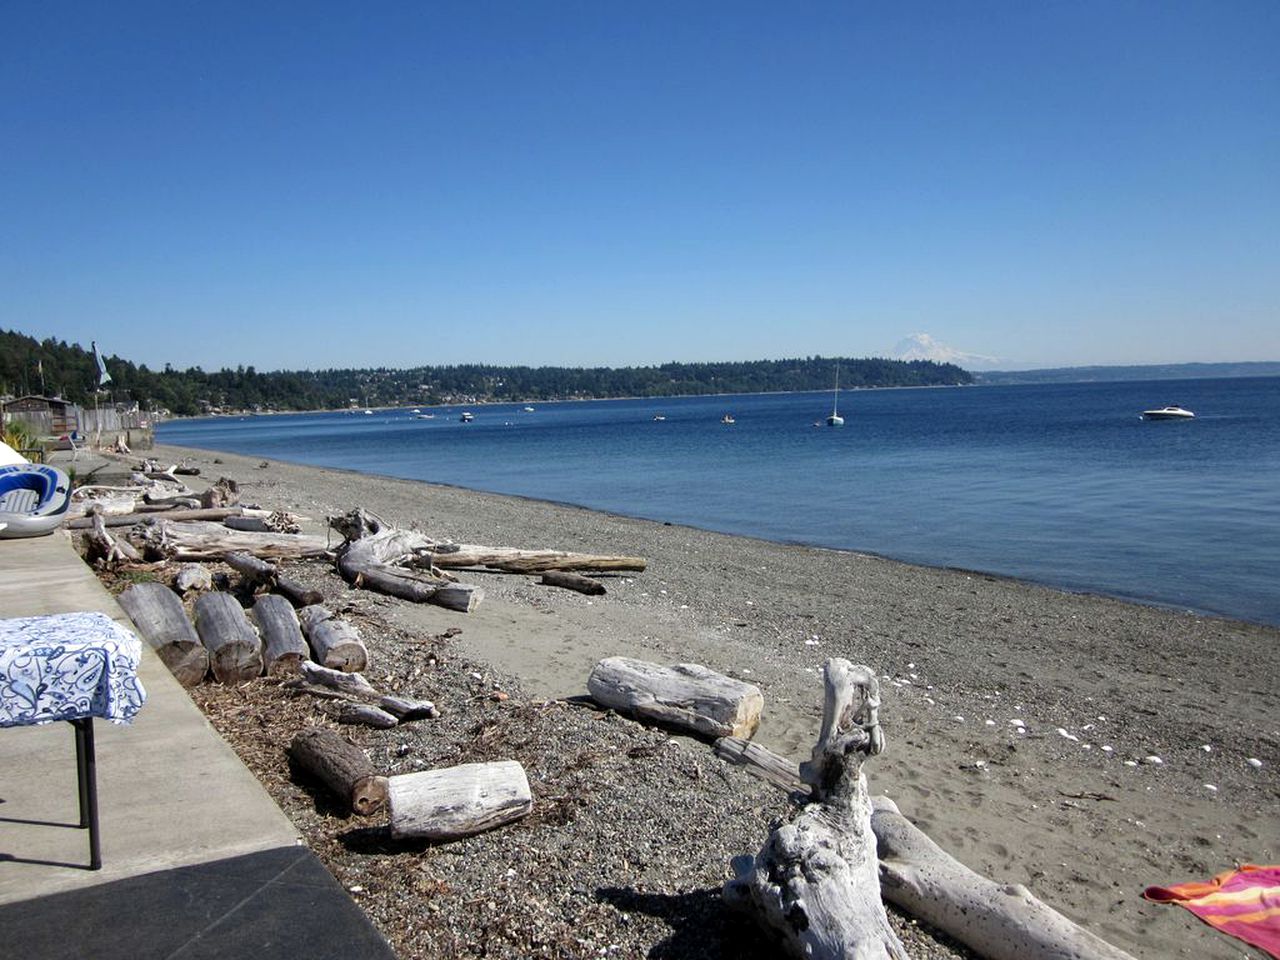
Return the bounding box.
[1,328,971,416]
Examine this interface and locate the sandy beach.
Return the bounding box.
[135,442,1279,959]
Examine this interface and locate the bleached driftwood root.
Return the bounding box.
[713,739,1139,960]
[724,659,907,960]
[872,797,1137,960]
[329,509,483,613]
[587,657,763,738]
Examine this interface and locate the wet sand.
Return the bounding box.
[155,442,1279,959]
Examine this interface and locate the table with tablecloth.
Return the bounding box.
[0,611,147,868]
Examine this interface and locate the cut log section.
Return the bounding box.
[587,657,763,739]
[725,659,906,960]
[297,604,368,672]
[252,594,309,675]
[540,570,606,595]
[387,760,532,841]
[872,796,1137,960]
[193,591,263,684]
[117,581,209,687]
[287,727,388,816]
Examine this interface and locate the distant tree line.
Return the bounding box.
[1,328,972,416]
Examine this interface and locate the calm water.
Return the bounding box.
[159,377,1280,626]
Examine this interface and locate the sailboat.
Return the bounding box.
[826,364,845,426]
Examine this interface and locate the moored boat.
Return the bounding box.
[0,464,72,539]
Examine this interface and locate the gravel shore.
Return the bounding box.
[131,443,1279,959]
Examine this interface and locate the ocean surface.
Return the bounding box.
[158,377,1280,626]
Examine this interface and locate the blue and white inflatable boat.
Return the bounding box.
[0,464,73,539]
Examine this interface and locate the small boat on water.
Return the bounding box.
[523,406,535,413]
[414,413,435,420]
[721,414,736,424]
[826,363,845,426]
[460,411,474,422]
[0,464,72,539]
[1142,406,1195,420]
[652,414,666,422]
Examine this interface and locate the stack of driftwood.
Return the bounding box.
[79,462,648,846]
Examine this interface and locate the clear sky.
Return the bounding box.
[3,2,1277,372]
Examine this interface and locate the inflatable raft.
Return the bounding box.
[0,464,73,539]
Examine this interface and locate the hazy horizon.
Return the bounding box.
[4,3,1277,372]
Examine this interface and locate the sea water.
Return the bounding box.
[159,377,1280,626]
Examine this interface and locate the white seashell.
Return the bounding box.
[1246,758,1263,768]
[1203,784,1218,792]
[953,715,965,722]
[1124,760,1139,767]
[1201,744,1213,752]
[1144,755,1164,765]
[1056,728,1080,742]
[1101,745,1114,753]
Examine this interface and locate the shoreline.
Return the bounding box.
[148,441,1279,959]
[155,431,1275,630]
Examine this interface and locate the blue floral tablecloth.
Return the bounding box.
[0,612,147,727]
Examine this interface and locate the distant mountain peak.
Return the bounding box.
[893,333,1004,370]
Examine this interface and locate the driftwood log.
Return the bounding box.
[295,660,380,700]
[287,727,388,816]
[298,604,368,672]
[337,703,399,728]
[714,736,808,794]
[428,543,645,573]
[139,520,330,561]
[873,797,1137,960]
[725,659,906,960]
[116,581,209,686]
[252,594,309,675]
[379,695,439,721]
[224,551,325,607]
[587,657,763,738]
[330,510,483,613]
[193,592,263,683]
[67,507,247,530]
[387,760,532,841]
[541,570,606,595]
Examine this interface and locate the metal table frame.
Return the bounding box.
[72,716,101,870]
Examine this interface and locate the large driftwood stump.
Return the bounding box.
[714,737,1138,960]
[193,592,263,683]
[872,797,1137,960]
[330,510,484,613]
[725,659,907,960]
[117,581,209,686]
[288,727,388,816]
[298,604,368,672]
[387,760,532,841]
[587,657,763,738]
[251,594,309,675]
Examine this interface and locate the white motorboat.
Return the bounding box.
[460,411,474,422]
[721,414,736,424]
[1142,406,1195,420]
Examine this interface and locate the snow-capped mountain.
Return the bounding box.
[893,333,1006,370]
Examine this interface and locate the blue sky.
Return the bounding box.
[3,2,1277,372]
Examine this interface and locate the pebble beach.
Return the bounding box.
[140,442,1280,959]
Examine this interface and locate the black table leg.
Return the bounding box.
[72,718,101,870]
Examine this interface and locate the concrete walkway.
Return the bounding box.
[0,455,395,957]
